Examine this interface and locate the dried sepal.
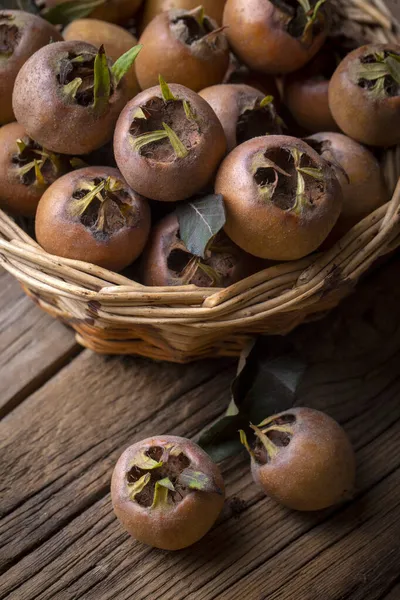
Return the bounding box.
[260,95,274,108]
[250,424,279,460]
[132,451,164,471]
[178,468,223,495]
[34,160,46,187]
[239,429,255,460]
[111,44,143,87]
[297,166,324,180]
[128,472,151,501]
[93,45,111,115]
[152,478,174,509]
[159,74,177,102]
[63,77,83,99]
[131,130,169,153]
[16,138,26,154]
[162,122,189,158]
[69,179,106,217]
[183,100,197,121]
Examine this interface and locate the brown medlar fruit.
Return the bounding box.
[35,166,151,271]
[306,132,389,244]
[0,122,70,218]
[63,19,140,98]
[223,0,329,74]
[12,40,142,155]
[141,212,264,287]
[0,10,62,125]
[140,0,226,32]
[114,79,226,202]
[241,407,356,511]
[328,43,400,147]
[111,435,225,550]
[215,135,342,260]
[40,0,143,24]
[199,84,283,153]
[136,7,229,92]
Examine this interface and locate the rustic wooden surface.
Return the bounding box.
[1,253,400,600]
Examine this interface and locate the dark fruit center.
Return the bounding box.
[268,414,297,426]
[0,23,19,55]
[171,13,214,45]
[126,445,191,507]
[58,51,113,107]
[253,413,296,464]
[130,97,200,163]
[357,51,400,97]
[270,0,324,40]
[11,138,57,186]
[236,105,282,146]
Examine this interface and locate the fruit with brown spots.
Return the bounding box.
[305,132,389,244]
[63,18,140,98]
[140,0,226,32]
[199,84,283,153]
[136,7,229,92]
[328,43,400,147]
[35,166,151,271]
[114,79,226,202]
[0,10,62,125]
[111,435,225,550]
[141,212,265,287]
[215,135,342,260]
[223,0,329,74]
[0,122,70,218]
[241,407,356,511]
[12,40,142,155]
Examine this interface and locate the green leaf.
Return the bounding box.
[131,130,169,153]
[127,472,151,501]
[162,122,188,159]
[111,44,142,87]
[41,0,106,26]
[175,194,226,259]
[159,74,177,102]
[178,468,223,495]
[198,415,246,463]
[385,56,400,85]
[93,45,110,115]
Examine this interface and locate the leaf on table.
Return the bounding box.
[175,194,226,258]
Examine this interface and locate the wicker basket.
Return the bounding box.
[1,0,399,363]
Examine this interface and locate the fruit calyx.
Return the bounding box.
[271,0,327,44]
[236,96,284,145]
[170,6,227,52]
[0,14,19,56]
[68,176,138,237]
[60,44,142,114]
[240,413,297,464]
[125,443,222,509]
[355,50,400,97]
[12,137,61,187]
[129,76,200,162]
[252,146,324,212]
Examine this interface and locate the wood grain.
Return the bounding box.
[0,270,79,417]
[1,259,399,600]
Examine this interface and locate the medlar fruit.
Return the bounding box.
[306,132,389,243]
[136,7,229,92]
[111,435,225,550]
[223,0,329,74]
[0,122,69,218]
[329,43,400,147]
[215,135,342,260]
[199,84,283,153]
[13,40,142,155]
[63,18,140,98]
[0,10,62,125]
[141,212,264,287]
[241,408,356,511]
[114,79,226,202]
[140,0,226,32]
[35,166,151,271]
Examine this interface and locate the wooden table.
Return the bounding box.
[1,254,399,600]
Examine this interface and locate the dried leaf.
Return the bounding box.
[42,0,106,26]
[175,194,226,259]
[111,44,142,87]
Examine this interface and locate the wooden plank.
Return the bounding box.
[1,259,399,600]
[0,270,79,417]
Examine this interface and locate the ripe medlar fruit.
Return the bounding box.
[223,0,329,74]
[241,408,356,511]
[283,44,340,133]
[306,132,389,244]
[136,7,229,92]
[140,0,226,32]
[329,43,400,147]
[40,0,143,24]
[35,167,151,271]
[215,135,342,260]
[0,10,62,125]
[114,79,226,202]
[0,122,69,218]
[63,18,140,98]
[13,40,142,155]
[111,435,225,550]
[141,212,264,287]
[199,84,283,153]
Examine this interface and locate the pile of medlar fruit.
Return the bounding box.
[0,1,396,282]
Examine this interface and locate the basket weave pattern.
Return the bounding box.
[1,0,399,363]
